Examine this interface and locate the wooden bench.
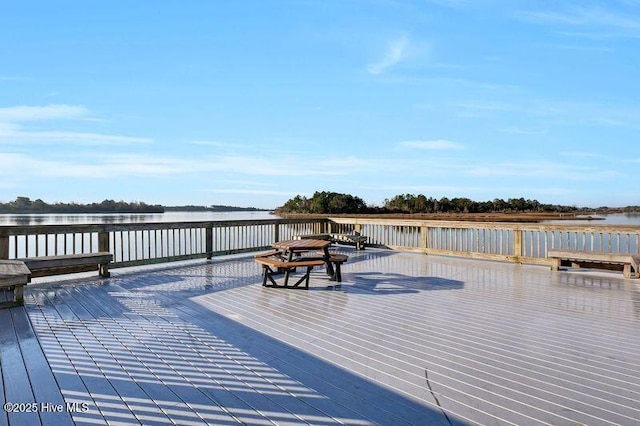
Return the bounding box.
[298,233,367,250]
[0,260,31,307]
[18,252,113,278]
[255,256,326,288]
[548,249,640,279]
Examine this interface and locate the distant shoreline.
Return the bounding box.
[276,212,609,223]
[0,197,268,215]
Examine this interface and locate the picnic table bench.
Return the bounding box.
[255,253,326,288]
[548,249,640,279]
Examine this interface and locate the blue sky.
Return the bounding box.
[1,0,639,209]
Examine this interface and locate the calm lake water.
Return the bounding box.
[0,211,278,226]
[542,213,640,226]
[1,212,640,226]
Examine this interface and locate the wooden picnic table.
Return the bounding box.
[271,239,336,277]
[254,239,351,288]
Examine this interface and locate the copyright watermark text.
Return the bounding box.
[3,402,89,413]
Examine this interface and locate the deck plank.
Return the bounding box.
[10,307,73,426]
[0,309,41,426]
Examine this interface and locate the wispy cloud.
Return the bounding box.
[189,140,235,147]
[518,5,640,38]
[0,104,92,121]
[0,152,368,180]
[206,188,297,196]
[499,126,547,135]
[0,75,29,82]
[466,160,619,181]
[0,104,152,146]
[0,153,188,178]
[559,151,604,158]
[453,97,640,128]
[400,139,465,150]
[423,0,472,8]
[367,34,410,75]
[0,124,152,146]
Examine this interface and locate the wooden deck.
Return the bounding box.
[2,248,640,425]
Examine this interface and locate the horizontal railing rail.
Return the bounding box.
[328,217,640,265]
[2,217,640,272]
[0,219,327,269]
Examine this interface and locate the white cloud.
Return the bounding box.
[0,104,91,121]
[466,161,619,181]
[206,188,297,196]
[400,139,465,150]
[189,140,234,147]
[0,127,152,146]
[499,126,547,135]
[559,151,603,158]
[0,152,366,180]
[0,104,152,146]
[367,34,410,75]
[517,5,640,38]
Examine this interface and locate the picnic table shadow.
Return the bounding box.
[319,272,464,295]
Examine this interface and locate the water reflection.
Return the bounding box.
[7,215,47,226]
[0,211,276,226]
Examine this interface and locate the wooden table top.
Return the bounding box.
[272,239,331,251]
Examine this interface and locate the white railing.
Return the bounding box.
[2,217,639,270]
[0,219,327,268]
[329,218,640,265]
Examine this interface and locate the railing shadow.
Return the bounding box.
[25,254,465,425]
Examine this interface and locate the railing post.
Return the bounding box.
[421,226,428,253]
[98,230,110,254]
[206,224,213,260]
[0,235,8,259]
[513,229,523,264]
[274,222,280,242]
[354,223,362,235]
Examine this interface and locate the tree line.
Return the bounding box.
[276,191,591,215]
[0,196,165,214]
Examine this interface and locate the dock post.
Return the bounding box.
[98,230,110,253]
[0,236,8,260]
[274,223,280,243]
[513,229,523,264]
[206,224,213,260]
[421,226,428,254]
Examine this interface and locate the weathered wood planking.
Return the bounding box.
[0,309,41,426]
[10,308,73,426]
